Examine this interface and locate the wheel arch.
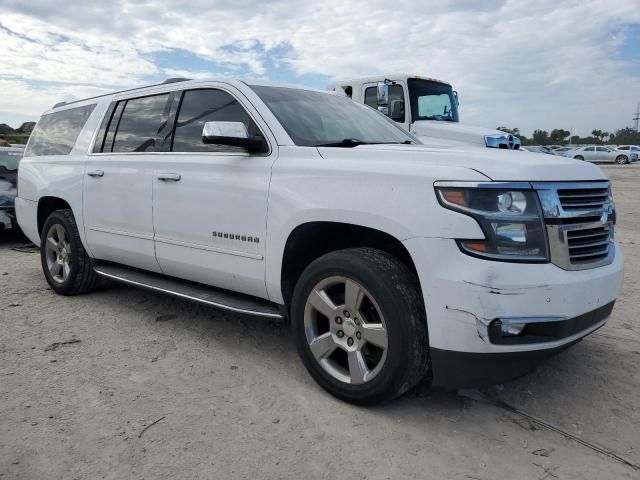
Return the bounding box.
[278,221,420,309]
[37,196,73,236]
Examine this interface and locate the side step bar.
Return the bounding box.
[93,263,284,320]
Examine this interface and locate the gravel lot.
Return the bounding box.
[1,164,639,480]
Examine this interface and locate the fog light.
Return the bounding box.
[500,322,526,336]
[490,319,527,339]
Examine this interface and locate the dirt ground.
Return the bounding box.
[1,164,639,480]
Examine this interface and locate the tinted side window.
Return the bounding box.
[585,147,595,152]
[596,146,608,152]
[25,104,96,157]
[112,94,170,153]
[172,89,261,153]
[101,101,126,153]
[618,146,629,150]
[364,85,405,122]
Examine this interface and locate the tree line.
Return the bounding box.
[496,126,640,146]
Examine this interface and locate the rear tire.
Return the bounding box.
[40,209,98,295]
[291,248,430,405]
[615,155,629,165]
[574,155,584,161]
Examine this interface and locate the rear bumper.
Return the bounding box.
[15,197,39,245]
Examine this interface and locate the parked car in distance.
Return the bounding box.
[551,146,574,156]
[521,146,553,154]
[17,78,623,404]
[0,147,23,230]
[570,145,637,164]
[614,145,640,157]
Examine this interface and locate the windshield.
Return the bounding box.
[250,86,417,147]
[0,150,22,171]
[408,78,459,122]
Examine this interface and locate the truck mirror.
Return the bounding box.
[377,83,389,107]
[453,90,460,106]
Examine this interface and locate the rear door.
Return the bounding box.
[152,84,276,298]
[84,92,173,272]
[581,146,596,161]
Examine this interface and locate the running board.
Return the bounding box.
[93,263,284,320]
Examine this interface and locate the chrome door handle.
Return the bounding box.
[87,170,104,177]
[157,173,181,181]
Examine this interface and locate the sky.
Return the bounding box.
[0,0,639,137]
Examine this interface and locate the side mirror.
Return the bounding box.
[453,90,460,106]
[376,82,389,116]
[202,121,266,153]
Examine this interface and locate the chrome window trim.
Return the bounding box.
[87,83,274,157]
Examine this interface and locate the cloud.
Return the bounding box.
[0,78,113,115]
[0,0,639,135]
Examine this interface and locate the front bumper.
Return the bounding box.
[403,237,624,386]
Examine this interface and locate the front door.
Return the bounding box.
[83,92,172,272]
[152,85,275,299]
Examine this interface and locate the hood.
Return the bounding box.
[317,144,607,182]
[411,120,511,148]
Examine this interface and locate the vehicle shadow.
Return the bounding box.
[84,281,626,422]
[0,228,32,248]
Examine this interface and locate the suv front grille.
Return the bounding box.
[557,187,609,210]
[534,181,615,271]
[566,226,612,264]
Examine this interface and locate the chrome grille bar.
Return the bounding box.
[533,181,614,270]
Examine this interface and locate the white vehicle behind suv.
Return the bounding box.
[17,78,623,404]
[329,74,522,150]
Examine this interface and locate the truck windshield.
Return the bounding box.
[408,79,459,123]
[250,85,417,147]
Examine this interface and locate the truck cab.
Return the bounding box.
[328,74,521,150]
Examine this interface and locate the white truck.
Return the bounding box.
[17,78,622,404]
[329,74,521,149]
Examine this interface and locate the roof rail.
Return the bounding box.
[49,77,194,110]
[162,77,191,84]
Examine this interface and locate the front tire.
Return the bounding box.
[615,155,629,165]
[40,209,98,295]
[291,248,430,405]
[574,155,584,161]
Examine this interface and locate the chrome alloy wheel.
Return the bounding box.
[44,224,71,284]
[303,276,388,385]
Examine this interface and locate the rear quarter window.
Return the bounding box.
[24,104,96,157]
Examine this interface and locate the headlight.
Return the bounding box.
[435,183,548,262]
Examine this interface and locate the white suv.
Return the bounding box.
[17,78,623,404]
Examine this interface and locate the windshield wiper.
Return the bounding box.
[313,138,414,148]
[313,138,370,148]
